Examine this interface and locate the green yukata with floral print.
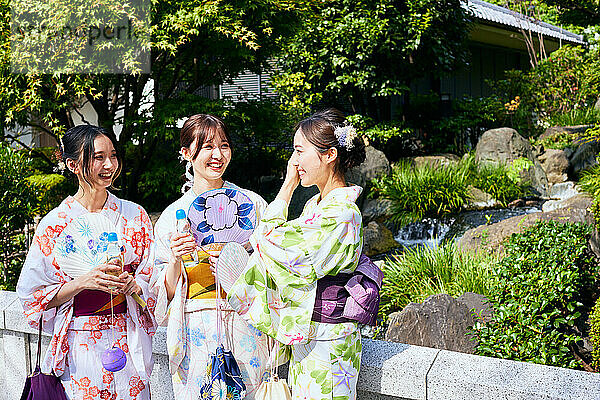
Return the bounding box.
[228,185,364,400]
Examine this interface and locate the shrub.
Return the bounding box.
[26,173,75,217]
[379,242,497,319]
[371,160,470,225]
[591,298,600,371]
[579,164,600,198]
[534,131,578,150]
[475,221,598,369]
[0,144,38,290]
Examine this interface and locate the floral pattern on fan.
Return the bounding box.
[53,213,118,277]
[189,188,256,246]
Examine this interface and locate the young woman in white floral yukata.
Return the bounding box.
[150,114,269,400]
[17,125,157,400]
[227,108,367,400]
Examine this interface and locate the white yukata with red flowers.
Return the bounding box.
[16,192,157,400]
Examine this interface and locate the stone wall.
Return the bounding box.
[1,290,598,400]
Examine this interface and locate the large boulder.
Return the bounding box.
[475,128,548,196]
[345,145,391,189]
[385,293,487,354]
[457,194,593,253]
[362,221,398,256]
[464,186,499,210]
[538,148,569,185]
[569,136,600,176]
[538,125,600,177]
[362,198,394,224]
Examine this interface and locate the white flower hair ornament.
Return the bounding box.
[334,124,358,150]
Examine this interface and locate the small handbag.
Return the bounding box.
[199,262,246,400]
[255,337,292,400]
[20,318,69,400]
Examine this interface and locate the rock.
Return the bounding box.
[507,199,525,208]
[457,194,593,253]
[362,198,394,223]
[538,149,569,184]
[412,154,460,168]
[475,127,548,196]
[362,221,398,256]
[457,292,494,324]
[385,294,479,354]
[595,97,600,111]
[345,145,391,189]
[542,182,582,212]
[464,186,499,210]
[569,136,600,176]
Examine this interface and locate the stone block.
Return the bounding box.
[358,339,439,400]
[150,353,175,400]
[2,331,29,400]
[427,350,600,400]
[0,291,19,330]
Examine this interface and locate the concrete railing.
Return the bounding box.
[1,290,599,400]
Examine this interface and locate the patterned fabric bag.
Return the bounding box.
[20,319,69,400]
[199,262,246,400]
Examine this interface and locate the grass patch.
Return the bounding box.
[379,242,498,319]
[372,156,530,225]
[371,160,470,226]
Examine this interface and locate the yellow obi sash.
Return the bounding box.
[183,243,226,299]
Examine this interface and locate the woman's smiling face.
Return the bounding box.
[292,129,328,188]
[186,132,232,181]
[82,134,119,189]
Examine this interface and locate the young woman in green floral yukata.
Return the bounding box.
[227,108,367,400]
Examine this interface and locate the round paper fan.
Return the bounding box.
[53,213,119,279]
[216,242,250,294]
[188,188,257,246]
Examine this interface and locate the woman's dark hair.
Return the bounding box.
[60,125,122,188]
[180,114,232,159]
[295,108,366,174]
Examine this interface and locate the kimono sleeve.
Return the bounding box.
[252,198,362,286]
[131,206,158,334]
[16,215,70,334]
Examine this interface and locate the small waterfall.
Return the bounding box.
[393,207,541,250]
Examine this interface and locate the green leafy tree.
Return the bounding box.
[0,0,316,204]
[272,0,472,120]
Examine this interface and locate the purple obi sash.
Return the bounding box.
[73,264,134,317]
[312,254,383,326]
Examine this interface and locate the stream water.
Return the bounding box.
[392,206,542,250]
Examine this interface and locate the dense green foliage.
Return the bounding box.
[379,242,497,319]
[591,298,600,371]
[0,144,37,289]
[475,221,598,369]
[0,0,316,205]
[489,46,600,137]
[272,0,471,120]
[26,173,75,216]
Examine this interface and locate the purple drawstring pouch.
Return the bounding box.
[312,254,383,326]
[20,319,68,400]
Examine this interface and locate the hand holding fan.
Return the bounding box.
[53,213,146,308]
[188,188,257,246]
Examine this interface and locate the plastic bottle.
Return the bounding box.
[176,209,198,262]
[105,232,122,289]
